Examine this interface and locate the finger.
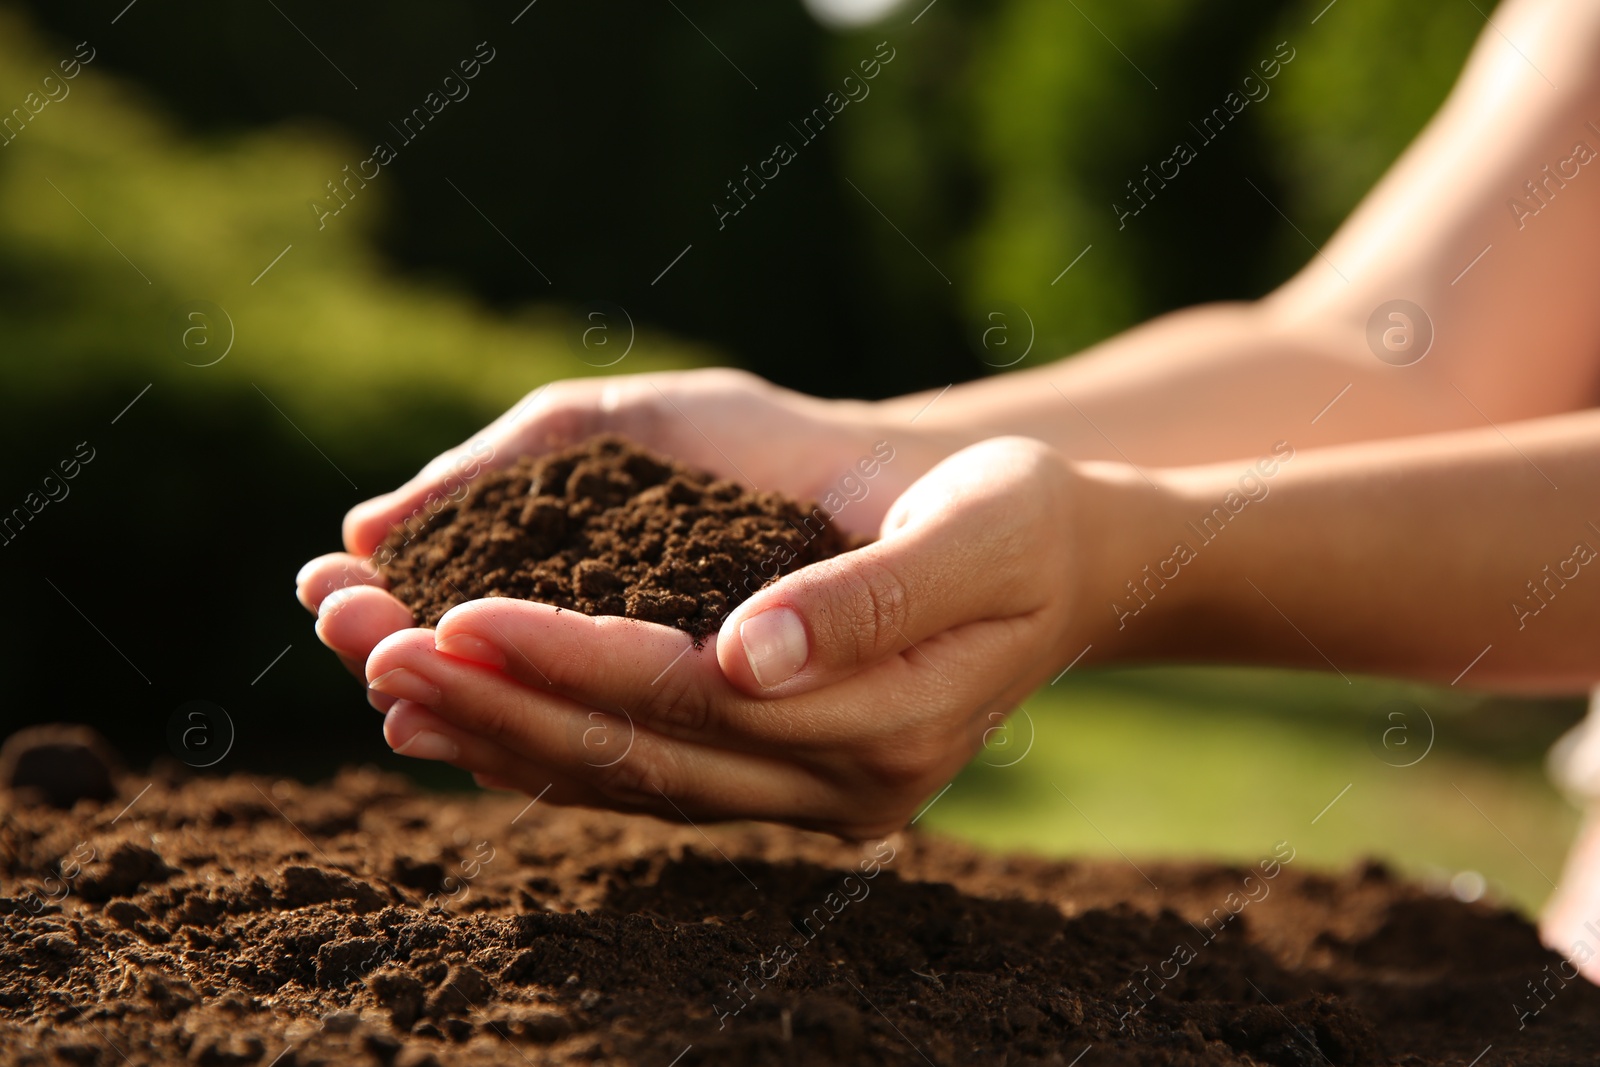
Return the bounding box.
[434,595,1021,751]
[297,552,385,614]
[381,700,612,809]
[434,597,850,747]
[420,604,1047,836]
[716,437,1064,697]
[366,629,842,824]
[342,388,600,556]
[349,654,384,693]
[316,585,417,663]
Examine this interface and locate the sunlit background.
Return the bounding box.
[0,0,1579,914]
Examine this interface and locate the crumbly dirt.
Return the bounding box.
[377,435,857,642]
[4,757,1598,1066]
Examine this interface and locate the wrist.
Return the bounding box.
[1070,440,1301,666]
[1066,458,1204,665]
[828,395,985,481]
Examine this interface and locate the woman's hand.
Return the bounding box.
[354,437,1130,837]
[296,367,965,683]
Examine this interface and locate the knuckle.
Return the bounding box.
[637,671,712,736]
[571,708,634,766]
[536,643,589,695]
[589,746,669,806]
[466,695,520,750]
[518,380,601,442]
[838,556,912,657]
[692,365,759,390]
[859,736,942,790]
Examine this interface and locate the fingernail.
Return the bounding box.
[368,689,396,714]
[435,632,506,669]
[318,586,358,619]
[394,730,459,761]
[740,607,808,688]
[368,667,442,706]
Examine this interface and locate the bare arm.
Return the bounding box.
[1085,407,1600,693]
[885,0,1600,466]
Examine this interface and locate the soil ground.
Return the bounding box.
[4,758,1599,1066]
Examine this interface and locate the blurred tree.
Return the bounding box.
[0,7,700,769]
[834,0,1490,371]
[1267,1,1486,237]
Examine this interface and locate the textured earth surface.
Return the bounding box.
[378,434,857,642]
[3,759,1599,1066]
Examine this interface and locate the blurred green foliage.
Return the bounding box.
[837,0,1489,362]
[8,0,1494,398]
[0,7,702,445]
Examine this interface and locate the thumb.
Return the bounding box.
[715,437,1062,696]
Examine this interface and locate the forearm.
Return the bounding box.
[884,0,1600,467]
[1085,408,1600,693]
[881,302,1453,467]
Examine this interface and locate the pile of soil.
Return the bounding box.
[378,435,856,642]
[4,746,1598,1065]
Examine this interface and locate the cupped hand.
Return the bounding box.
[354,436,1108,838]
[296,367,963,690]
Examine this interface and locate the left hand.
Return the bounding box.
[356,436,1115,837]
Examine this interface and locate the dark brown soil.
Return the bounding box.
[4,752,1599,1066]
[378,435,856,642]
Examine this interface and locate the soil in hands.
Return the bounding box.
[5,732,1600,1066]
[377,434,856,644]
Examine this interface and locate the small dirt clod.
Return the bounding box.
[0,723,118,808]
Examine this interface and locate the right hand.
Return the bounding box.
[295,367,963,686]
